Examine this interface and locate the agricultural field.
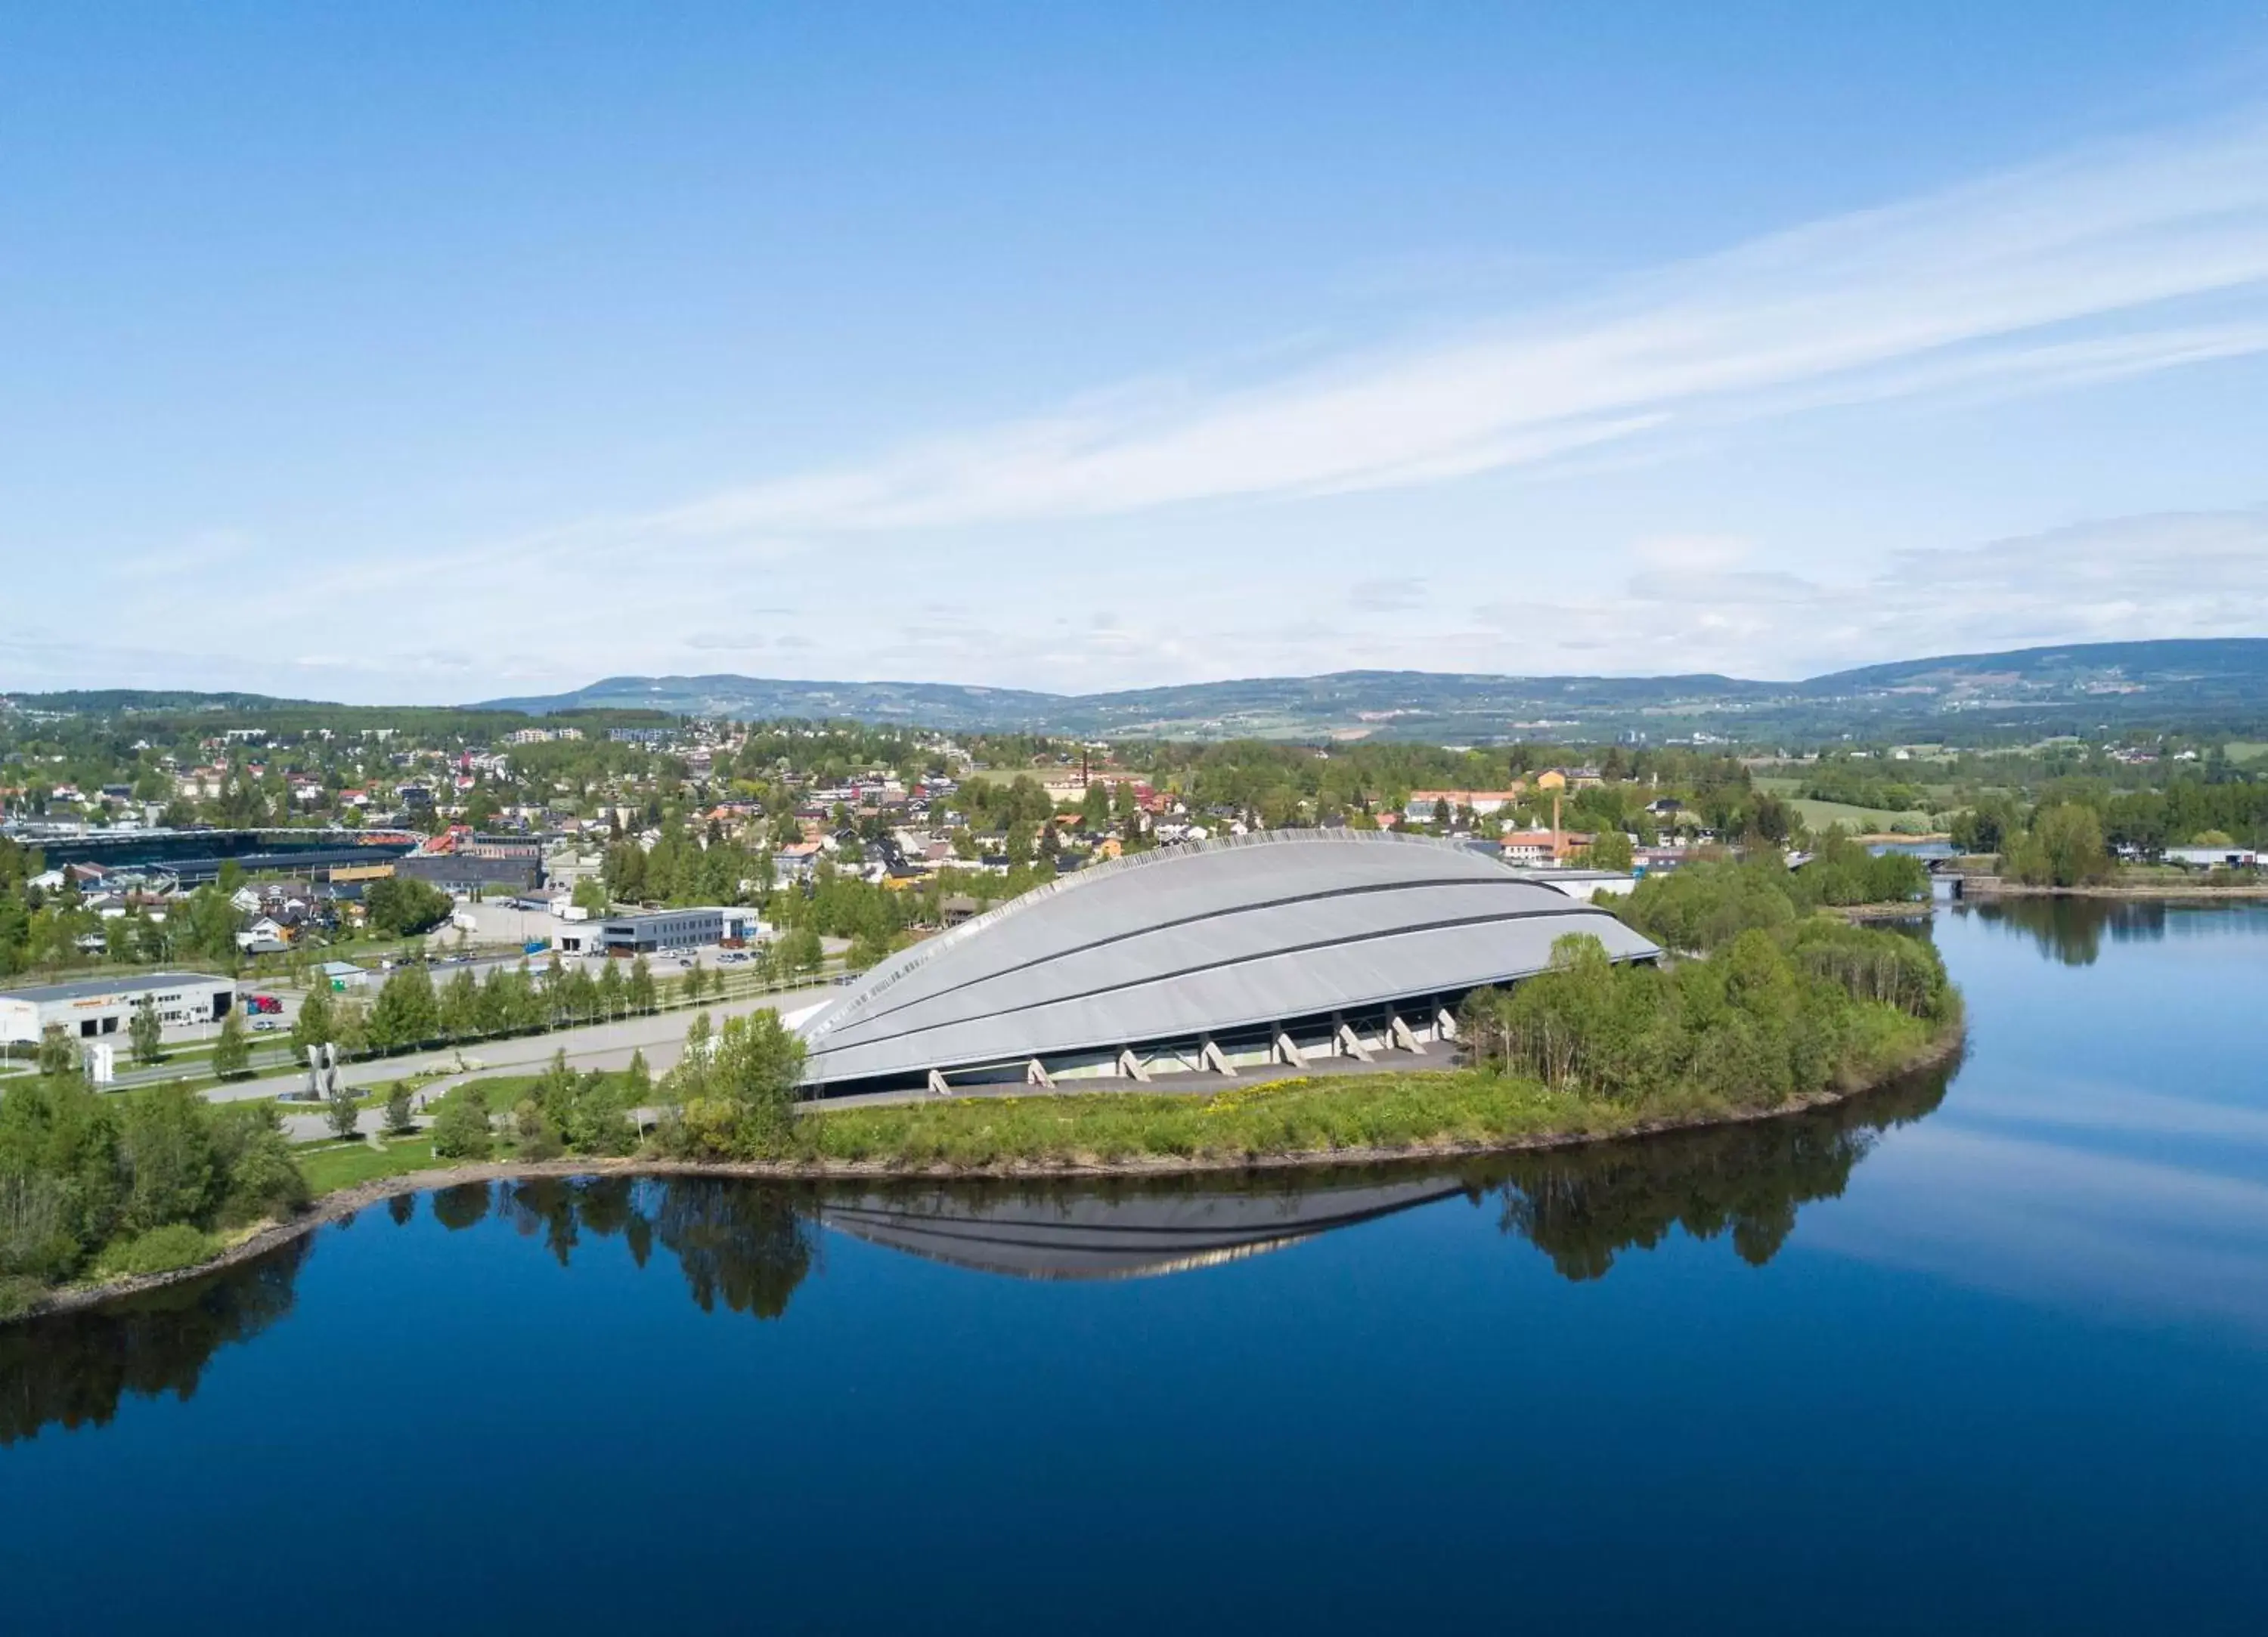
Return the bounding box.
[1791,798,1945,836]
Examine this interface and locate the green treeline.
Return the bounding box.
[1459,924,1954,1114]
[0,840,248,978]
[1947,796,2124,887]
[430,1009,810,1167]
[1120,741,1788,836]
[431,1051,657,1162]
[1800,760,1931,813]
[1442,848,1960,1114]
[363,877,453,937]
[1443,850,1960,1115]
[1953,782,2268,873]
[293,952,674,1058]
[1613,837,1927,954]
[0,1056,308,1316]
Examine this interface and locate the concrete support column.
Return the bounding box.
[1436,1007,1459,1041]
[927,1068,950,1096]
[1116,1048,1151,1083]
[1273,1030,1306,1067]
[1025,1058,1054,1088]
[1390,1014,1425,1054]
[1335,1021,1374,1063]
[1199,1038,1237,1077]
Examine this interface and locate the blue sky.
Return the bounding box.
[6,2,2268,702]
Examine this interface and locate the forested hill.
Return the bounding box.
[1799,639,2268,698]
[12,639,2265,744]
[474,675,1070,730]
[472,639,2268,743]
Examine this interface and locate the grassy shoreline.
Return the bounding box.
[7,1017,1963,1325]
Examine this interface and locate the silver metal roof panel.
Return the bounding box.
[799,831,1657,1087]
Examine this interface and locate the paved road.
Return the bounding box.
[233,979,841,1106]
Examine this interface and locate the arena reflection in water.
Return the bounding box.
[0,1060,1950,1446]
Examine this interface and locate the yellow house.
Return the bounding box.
[1534,770,1566,792]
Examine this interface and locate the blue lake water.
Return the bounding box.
[5,897,2267,1633]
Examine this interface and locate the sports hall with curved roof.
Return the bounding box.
[795,830,1659,1095]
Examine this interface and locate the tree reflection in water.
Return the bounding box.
[494,1175,816,1320]
[0,1236,311,1446]
[0,1063,1951,1444]
[1960,895,2173,966]
[1488,1059,1951,1279]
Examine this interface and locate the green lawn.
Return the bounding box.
[438,1066,651,1115]
[797,1072,1623,1167]
[1648,775,1941,835]
[123,1060,301,1097]
[796,1040,1935,1168]
[294,1134,441,1193]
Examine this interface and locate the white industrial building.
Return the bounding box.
[0,971,237,1045]
[553,906,766,956]
[2164,844,2259,870]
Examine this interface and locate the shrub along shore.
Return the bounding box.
[5,853,1960,1323]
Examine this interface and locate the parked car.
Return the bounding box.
[252,1020,280,1032]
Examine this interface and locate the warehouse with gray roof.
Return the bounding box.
[0,971,236,1046]
[795,831,1659,1096]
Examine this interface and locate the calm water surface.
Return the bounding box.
[5,899,2266,1632]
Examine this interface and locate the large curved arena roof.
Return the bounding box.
[797,831,1658,1091]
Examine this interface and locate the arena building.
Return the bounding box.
[795,831,1659,1096]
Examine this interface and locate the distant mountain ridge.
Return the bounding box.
[472,639,2268,741]
[13,641,2264,742]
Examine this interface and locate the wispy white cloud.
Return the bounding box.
[1470,509,2268,678]
[641,113,2268,539]
[36,107,2268,702]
